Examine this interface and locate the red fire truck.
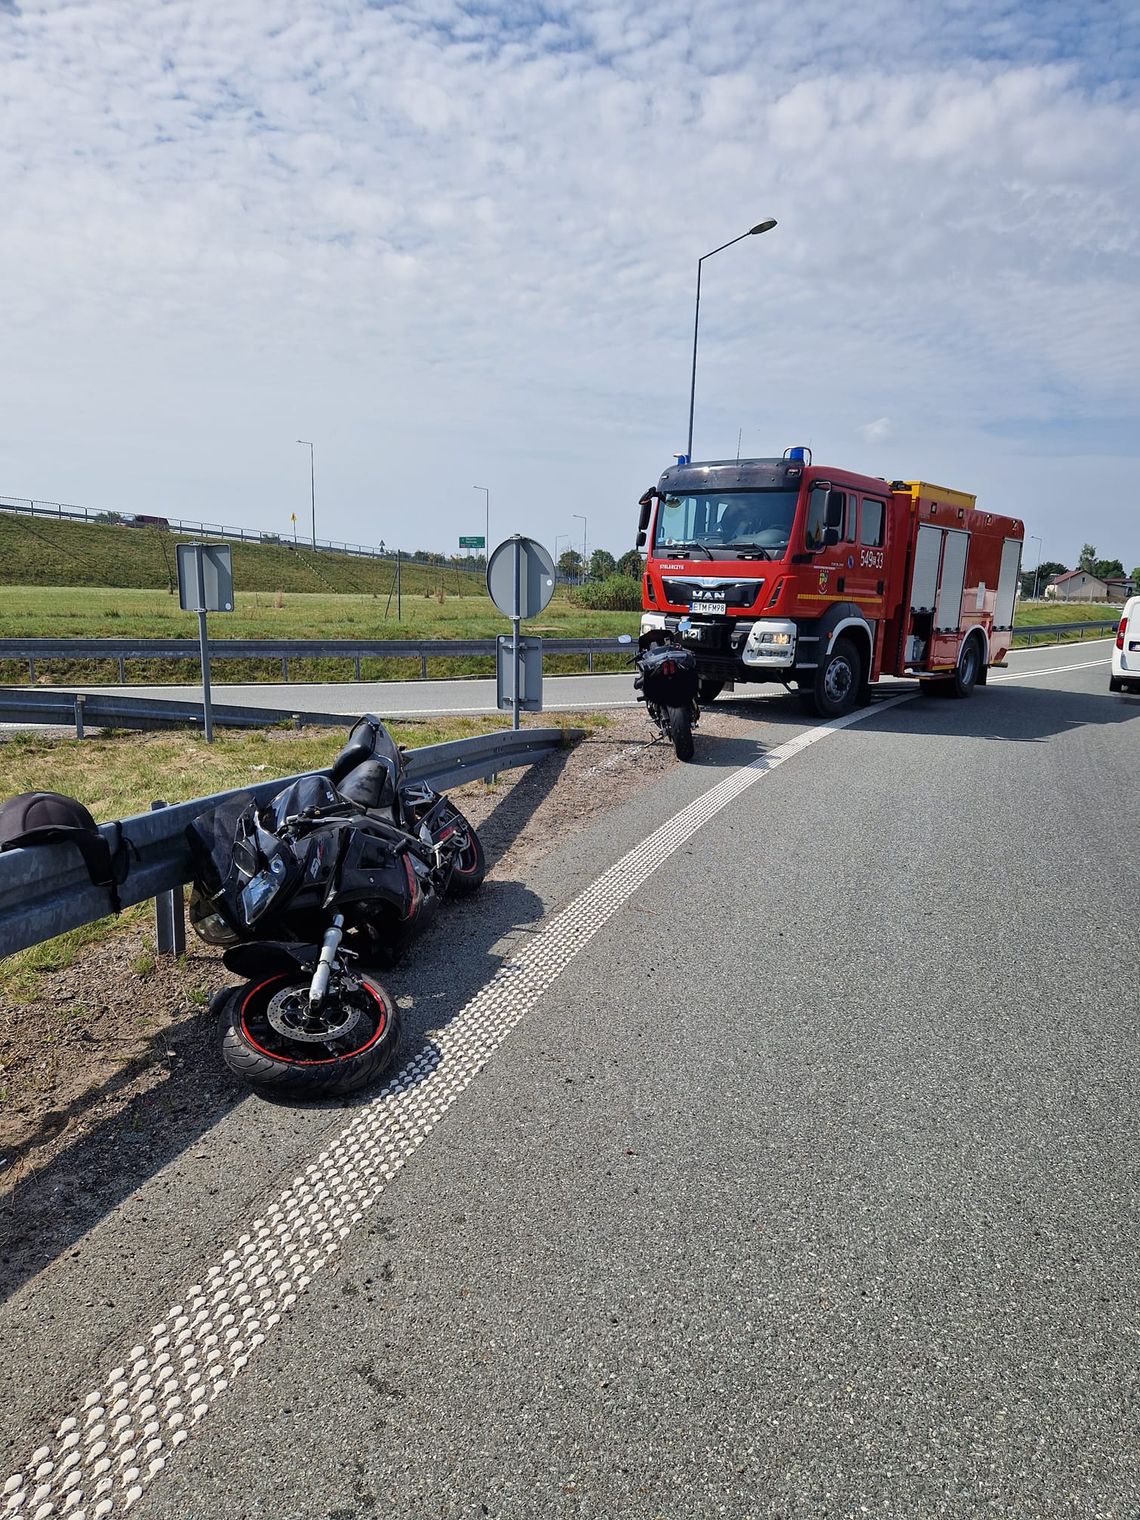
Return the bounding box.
[636,447,1024,718]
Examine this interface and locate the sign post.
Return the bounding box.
[486,535,555,730]
[176,542,234,744]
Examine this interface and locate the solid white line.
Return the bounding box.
[0,694,912,1517]
[990,656,1108,682]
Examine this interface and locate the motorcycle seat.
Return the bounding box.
[337,758,398,812]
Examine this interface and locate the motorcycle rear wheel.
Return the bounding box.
[667,704,695,762]
[219,971,401,1097]
[437,803,487,896]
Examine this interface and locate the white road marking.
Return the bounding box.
[0,695,911,1518]
[990,656,1109,682]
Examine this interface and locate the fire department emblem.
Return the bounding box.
[818,570,829,591]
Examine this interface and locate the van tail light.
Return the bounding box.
[1117,616,1127,650]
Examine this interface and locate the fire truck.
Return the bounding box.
[636,448,1024,718]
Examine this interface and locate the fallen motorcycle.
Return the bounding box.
[625,630,701,761]
[186,714,486,1097]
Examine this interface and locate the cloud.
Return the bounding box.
[0,0,1138,569]
[860,418,894,444]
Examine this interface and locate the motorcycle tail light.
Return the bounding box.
[660,658,676,676]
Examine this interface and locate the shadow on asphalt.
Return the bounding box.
[841,680,1140,744]
[0,750,571,1306]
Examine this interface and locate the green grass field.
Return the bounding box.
[0,510,482,596]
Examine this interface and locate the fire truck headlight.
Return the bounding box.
[742,620,797,667]
[639,613,667,635]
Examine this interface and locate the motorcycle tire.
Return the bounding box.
[667,704,695,762]
[219,971,401,1098]
[437,804,487,896]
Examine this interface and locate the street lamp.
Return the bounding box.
[472,485,490,555]
[297,440,316,548]
[1030,535,1044,599]
[686,219,777,461]
[572,514,587,581]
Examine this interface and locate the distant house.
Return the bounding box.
[1047,569,1110,602]
[1105,577,1136,601]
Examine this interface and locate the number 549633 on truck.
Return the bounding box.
[637,447,1024,718]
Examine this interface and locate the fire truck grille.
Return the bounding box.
[662,578,764,609]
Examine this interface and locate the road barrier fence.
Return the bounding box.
[0,635,629,688]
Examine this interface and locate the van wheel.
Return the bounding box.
[951,635,983,698]
[809,637,863,718]
[1109,675,1124,693]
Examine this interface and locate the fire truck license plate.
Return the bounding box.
[689,602,725,615]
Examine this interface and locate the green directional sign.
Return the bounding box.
[459,535,486,549]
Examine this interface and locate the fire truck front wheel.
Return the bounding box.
[802,636,863,719]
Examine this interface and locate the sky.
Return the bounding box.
[2,0,1138,572]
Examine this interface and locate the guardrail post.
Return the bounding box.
[587,651,594,672]
[354,655,362,681]
[151,800,186,957]
[281,657,289,681]
[28,657,34,682]
[117,656,126,683]
[420,653,428,679]
[74,694,85,739]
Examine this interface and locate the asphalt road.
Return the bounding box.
[2,643,1137,1519]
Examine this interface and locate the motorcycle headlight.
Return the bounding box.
[188,887,241,946]
[240,868,281,924]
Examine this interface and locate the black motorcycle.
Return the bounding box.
[186,715,486,1097]
[627,630,701,761]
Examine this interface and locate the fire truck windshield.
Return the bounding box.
[654,489,798,557]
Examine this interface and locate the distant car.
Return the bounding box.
[125,514,170,529]
[1109,595,1140,693]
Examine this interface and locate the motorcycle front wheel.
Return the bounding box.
[667,704,695,762]
[219,971,401,1097]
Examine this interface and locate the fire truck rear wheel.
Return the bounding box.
[808,636,863,718]
[951,635,983,698]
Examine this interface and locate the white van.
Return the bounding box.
[1109,595,1140,693]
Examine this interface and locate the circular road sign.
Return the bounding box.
[486,536,556,621]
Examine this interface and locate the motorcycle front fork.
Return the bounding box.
[308,912,345,1011]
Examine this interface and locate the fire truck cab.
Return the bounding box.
[637,448,1024,718]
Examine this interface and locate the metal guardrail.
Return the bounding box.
[0,727,572,961]
[0,636,628,684]
[0,689,359,736]
[1013,620,1117,646]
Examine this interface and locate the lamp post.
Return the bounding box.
[297,440,316,548]
[572,514,587,582]
[686,219,777,461]
[1030,535,1044,599]
[472,485,490,556]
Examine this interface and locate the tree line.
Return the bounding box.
[1021,544,1138,598]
